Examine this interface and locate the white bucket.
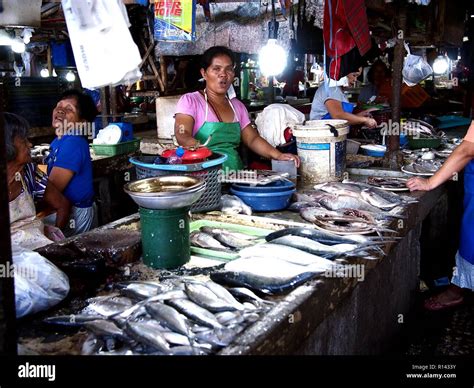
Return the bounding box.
[293,119,349,183]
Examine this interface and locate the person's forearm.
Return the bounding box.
[428,143,473,189]
[333,111,367,126]
[55,205,71,229]
[175,131,198,147]
[247,136,281,160]
[43,184,71,229]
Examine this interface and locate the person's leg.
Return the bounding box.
[424,251,473,310]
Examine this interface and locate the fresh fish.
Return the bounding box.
[84,296,134,317]
[115,281,168,300]
[145,302,192,338]
[202,281,245,311]
[200,227,258,241]
[161,331,192,346]
[288,201,318,212]
[194,328,237,347]
[190,231,232,252]
[214,311,243,326]
[213,233,255,250]
[221,194,252,215]
[167,298,223,329]
[265,227,392,245]
[238,243,334,269]
[228,287,274,306]
[125,321,170,353]
[84,320,129,341]
[360,189,397,210]
[43,314,105,327]
[211,256,328,294]
[270,235,364,258]
[318,194,382,213]
[184,283,241,312]
[242,302,258,311]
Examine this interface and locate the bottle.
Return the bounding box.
[167,147,185,164]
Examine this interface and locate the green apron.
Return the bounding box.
[194,90,244,172]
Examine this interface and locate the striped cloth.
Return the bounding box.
[23,163,48,201]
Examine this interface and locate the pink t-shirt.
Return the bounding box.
[175,91,252,136]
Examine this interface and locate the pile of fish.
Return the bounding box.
[190,226,262,252]
[44,278,273,355]
[211,227,396,294]
[402,119,442,139]
[367,176,408,190]
[289,181,415,235]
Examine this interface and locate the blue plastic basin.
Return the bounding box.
[231,179,295,193]
[230,187,296,211]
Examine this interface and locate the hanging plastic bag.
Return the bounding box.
[402,43,433,86]
[12,243,70,318]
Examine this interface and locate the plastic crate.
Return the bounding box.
[92,138,140,156]
[130,153,227,213]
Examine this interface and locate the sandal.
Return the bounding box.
[423,296,464,311]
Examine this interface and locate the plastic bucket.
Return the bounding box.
[139,207,190,269]
[293,120,349,183]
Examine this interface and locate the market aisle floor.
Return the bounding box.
[388,288,474,356]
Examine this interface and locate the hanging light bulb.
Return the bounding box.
[40,68,49,78]
[259,39,287,76]
[65,71,76,82]
[11,38,25,53]
[433,56,449,75]
[258,0,287,77]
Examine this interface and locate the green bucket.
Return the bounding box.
[139,207,190,269]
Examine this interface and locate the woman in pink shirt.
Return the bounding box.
[174,46,300,171]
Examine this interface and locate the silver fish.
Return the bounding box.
[318,194,382,213]
[84,296,133,317]
[360,189,397,210]
[145,302,192,338]
[161,331,192,346]
[84,320,129,341]
[203,281,245,311]
[125,321,170,353]
[228,287,274,306]
[115,281,169,300]
[81,334,104,355]
[221,194,252,215]
[214,311,243,326]
[167,298,223,329]
[200,227,258,241]
[43,314,105,327]
[194,328,237,347]
[184,283,240,312]
[239,243,334,269]
[190,231,232,252]
[168,345,211,356]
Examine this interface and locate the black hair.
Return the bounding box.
[201,46,235,70]
[58,89,98,122]
[2,112,30,162]
[367,60,390,84]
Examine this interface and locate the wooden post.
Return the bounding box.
[110,86,118,122]
[47,44,52,77]
[100,87,109,128]
[385,5,406,169]
[0,111,17,355]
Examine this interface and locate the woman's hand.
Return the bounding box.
[276,153,301,168]
[406,177,433,192]
[363,117,378,128]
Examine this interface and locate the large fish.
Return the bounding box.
[125,321,170,353]
[145,302,192,338]
[166,298,223,329]
[211,256,325,294]
[318,193,382,213]
[238,243,333,269]
[184,283,241,312]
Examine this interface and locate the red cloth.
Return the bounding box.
[324,0,371,80]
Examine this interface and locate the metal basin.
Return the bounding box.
[124,176,206,209]
[124,176,205,197]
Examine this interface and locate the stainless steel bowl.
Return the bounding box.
[124,177,206,210]
[124,176,205,197]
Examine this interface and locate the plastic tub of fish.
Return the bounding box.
[230,187,296,212]
[231,179,295,193]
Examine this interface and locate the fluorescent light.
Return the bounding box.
[463,36,469,42]
[40,68,49,78]
[433,56,449,75]
[259,39,287,76]
[65,71,76,82]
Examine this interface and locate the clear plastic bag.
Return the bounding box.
[12,243,70,318]
[403,43,433,86]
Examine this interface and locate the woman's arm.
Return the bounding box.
[325,99,377,128]
[241,124,300,167]
[407,140,474,191]
[174,113,199,147]
[43,182,71,228]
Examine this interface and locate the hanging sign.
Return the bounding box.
[154,0,196,42]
